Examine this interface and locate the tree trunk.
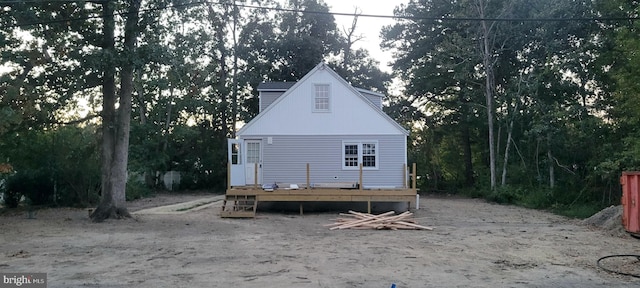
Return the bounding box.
[462,120,474,187]
[501,102,518,186]
[342,9,362,71]
[480,12,497,190]
[501,116,514,186]
[548,134,555,189]
[134,72,146,125]
[474,0,497,189]
[231,2,239,138]
[163,87,174,154]
[208,3,229,137]
[91,0,141,222]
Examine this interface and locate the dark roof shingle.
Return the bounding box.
[257,82,297,91]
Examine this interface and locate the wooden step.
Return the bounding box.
[220,195,257,218]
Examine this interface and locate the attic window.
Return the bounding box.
[314,84,330,112]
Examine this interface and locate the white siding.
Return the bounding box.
[239,66,407,136]
[259,91,285,112]
[244,135,407,188]
[358,90,383,109]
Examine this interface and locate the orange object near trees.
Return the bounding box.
[620,172,640,236]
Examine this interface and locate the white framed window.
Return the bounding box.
[231,143,241,164]
[342,141,379,170]
[362,143,376,167]
[344,144,359,167]
[314,84,330,112]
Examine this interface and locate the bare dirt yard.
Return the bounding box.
[1,193,640,288]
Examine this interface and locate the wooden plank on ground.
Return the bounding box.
[327,211,433,231]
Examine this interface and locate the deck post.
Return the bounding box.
[359,163,363,190]
[412,163,417,190]
[403,163,407,189]
[306,163,310,189]
[227,162,231,190]
[254,162,258,187]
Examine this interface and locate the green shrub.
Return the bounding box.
[0,126,101,207]
[2,188,21,208]
[552,203,604,219]
[459,187,485,198]
[126,180,154,201]
[486,186,521,204]
[6,170,54,206]
[518,188,554,209]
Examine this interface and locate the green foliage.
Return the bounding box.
[126,180,154,201]
[270,0,341,81]
[3,0,394,206]
[517,188,555,210]
[2,0,635,216]
[6,170,54,206]
[51,126,101,206]
[466,184,608,219]
[1,186,21,208]
[328,49,393,95]
[382,0,628,217]
[486,186,522,205]
[551,204,604,219]
[0,126,100,207]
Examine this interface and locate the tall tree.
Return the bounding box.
[91,0,142,222]
[382,0,489,188]
[270,0,341,81]
[595,0,640,173]
[383,0,605,194]
[1,1,102,135]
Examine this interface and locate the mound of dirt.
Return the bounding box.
[582,205,628,238]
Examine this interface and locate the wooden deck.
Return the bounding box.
[228,187,417,203]
[221,163,419,218]
[221,187,417,218]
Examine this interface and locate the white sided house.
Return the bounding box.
[223,62,416,217]
[228,62,408,187]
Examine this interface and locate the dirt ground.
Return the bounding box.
[1,193,640,288]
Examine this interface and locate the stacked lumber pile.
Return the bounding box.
[326,211,433,231]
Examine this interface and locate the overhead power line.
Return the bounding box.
[2,0,639,29]
[1,0,97,2]
[233,2,640,23]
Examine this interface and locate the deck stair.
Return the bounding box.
[220,194,257,218]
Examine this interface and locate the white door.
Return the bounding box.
[245,140,262,185]
[227,139,245,186]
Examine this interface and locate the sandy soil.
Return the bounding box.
[1,193,639,288]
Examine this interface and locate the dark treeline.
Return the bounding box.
[383,0,640,217]
[1,0,638,218]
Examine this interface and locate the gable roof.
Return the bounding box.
[238,62,409,136]
[259,82,384,99]
[257,82,296,91]
[355,87,384,98]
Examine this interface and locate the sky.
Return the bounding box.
[321,0,408,72]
